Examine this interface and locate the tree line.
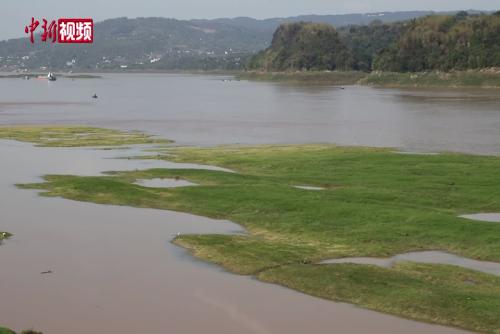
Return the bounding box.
[248,12,500,72]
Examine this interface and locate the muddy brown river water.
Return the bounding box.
[2,74,498,333]
[1,73,500,154]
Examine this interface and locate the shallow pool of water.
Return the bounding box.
[460,213,500,223]
[293,185,325,191]
[134,178,198,188]
[321,251,500,277]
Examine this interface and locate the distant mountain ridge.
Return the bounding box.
[0,10,490,71]
[199,11,436,31]
[194,10,489,31]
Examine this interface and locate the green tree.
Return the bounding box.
[374,13,500,72]
[248,22,354,71]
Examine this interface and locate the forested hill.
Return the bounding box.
[374,12,500,71]
[248,21,407,71]
[249,12,500,73]
[248,23,354,71]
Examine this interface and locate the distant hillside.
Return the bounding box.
[374,12,500,71]
[0,17,269,71]
[0,10,489,71]
[248,22,353,71]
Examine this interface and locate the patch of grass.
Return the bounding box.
[17,144,500,332]
[239,70,500,88]
[0,126,170,147]
[175,235,317,274]
[362,70,500,88]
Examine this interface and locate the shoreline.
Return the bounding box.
[238,70,500,88]
[0,69,239,79]
[4,69,500,89]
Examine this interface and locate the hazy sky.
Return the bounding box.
[3,0,500,40]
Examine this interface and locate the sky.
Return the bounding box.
[2,0,500,40]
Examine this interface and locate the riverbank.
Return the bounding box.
[5,69,500,88]
[362,70,500,88]
[10,129,500,333]
[238,69,500,88]
[237,71,367,85]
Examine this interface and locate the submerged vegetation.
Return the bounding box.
[0,231,12,243]
[17,141,500,333]
[0,328,40,334]
[0,126,169,147]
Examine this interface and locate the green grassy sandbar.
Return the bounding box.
[0,126,170,147]
[14,143,500,333]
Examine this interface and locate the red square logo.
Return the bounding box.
[57,18,93,43]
